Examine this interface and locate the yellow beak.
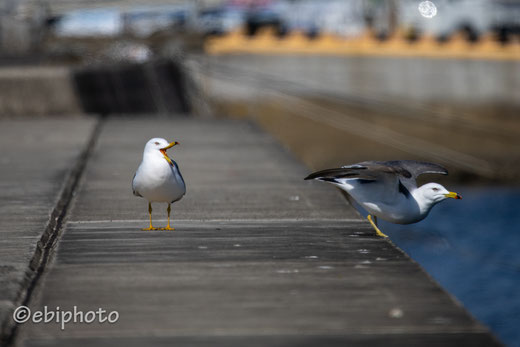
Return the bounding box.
[444,192,462,200]
[161,141,179,150]
[160,141,179,165]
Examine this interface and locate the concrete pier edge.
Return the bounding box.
[0,118,102,346]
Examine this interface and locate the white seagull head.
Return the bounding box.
[416,182,462,206]
[143,137,179,165]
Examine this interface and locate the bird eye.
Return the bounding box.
[432,187,439,192]
[154,142,160,145]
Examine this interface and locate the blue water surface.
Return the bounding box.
[379,186,520,347]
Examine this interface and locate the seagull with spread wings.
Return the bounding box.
[305,160,461,237]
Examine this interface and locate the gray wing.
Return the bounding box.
[381,160,448,178]
[170,160,186,203]
[305,160,448,202]
[371,160,448,190]
[305,162,403,203]
[132,172,142,197]
[305,164,395,182]
[305,160,447,183]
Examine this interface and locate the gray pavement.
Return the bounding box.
[70,118,351,222]
[0,118,96,342]
[9,118,498,346]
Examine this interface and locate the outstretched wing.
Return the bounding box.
[382,160,448,178]
[305,160,448,202]
[305,162,403,203]
[305,161,411,182]
[378,160,448,190]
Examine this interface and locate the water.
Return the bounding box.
[380,187,520,347]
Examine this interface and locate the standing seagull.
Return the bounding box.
[305,160,461,237]
[132,138,186,230]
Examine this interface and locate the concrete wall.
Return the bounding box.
[207,55,520,110]
[0,59,193,117]
[0,66,82,116]
[74,60,190,115]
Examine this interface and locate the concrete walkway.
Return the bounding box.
[0,119,96,343]
[4,118,498,346]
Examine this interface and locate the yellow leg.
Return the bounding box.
[367,214,388,238]
[142,202,159,231]
[160,203,175,231]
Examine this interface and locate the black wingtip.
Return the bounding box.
[304,172,322,180]
[305,167,355,181]
[303,172,318,181]
[304,175,339,184]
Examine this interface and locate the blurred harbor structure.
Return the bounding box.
[0,0,518,182]
[0,0,519,57]
[0,0,47,56]
[204,29,520,60]
[197,54,520,182]
[0,0,518,183]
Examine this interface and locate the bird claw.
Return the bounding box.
[367,215,389,238]
[375,229,389,238]
[142,227,160,231]
[159,226,175,231]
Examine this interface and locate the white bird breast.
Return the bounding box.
[133,156,186,203]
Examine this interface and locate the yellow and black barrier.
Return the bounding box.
[205,28,520,61]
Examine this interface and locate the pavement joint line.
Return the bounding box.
[0,118,103,347]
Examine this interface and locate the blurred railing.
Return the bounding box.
[205,28,520,61]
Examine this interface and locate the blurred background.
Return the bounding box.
[0,0,519,345]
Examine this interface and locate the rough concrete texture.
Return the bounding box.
[15,118,498,346]
[0,118,96,336]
